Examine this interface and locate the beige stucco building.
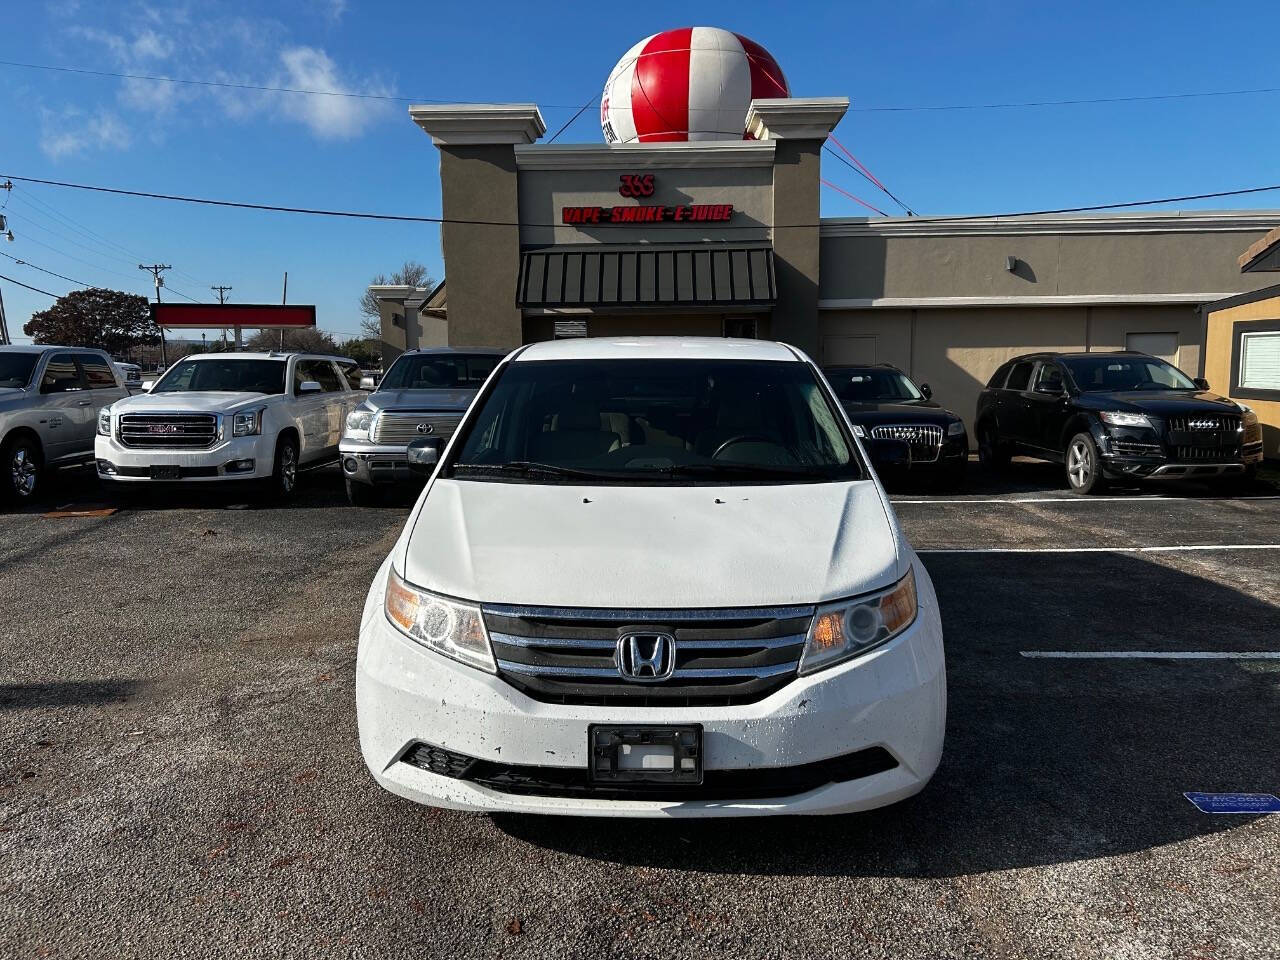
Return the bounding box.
[373,98,1280,437]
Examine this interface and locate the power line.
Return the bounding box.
[0,248,89,287]
[547,94,599,144]
[0,59,583,109]
[850,85,1280,113]
[0,271,58,298]
[211,285,233,304]
[6,171,1280,227]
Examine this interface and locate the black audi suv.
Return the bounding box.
[823,364,969,485]
[974,351,1264,494]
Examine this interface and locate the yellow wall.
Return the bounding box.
[1205,298,1280,459]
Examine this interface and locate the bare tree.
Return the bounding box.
[359,261,435,339]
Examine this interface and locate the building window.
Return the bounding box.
[1240,331,1280,390]
[1230,319,1280,401]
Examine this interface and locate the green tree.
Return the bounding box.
[343,338,382,367]
[359,260,435,339]
[245,327,342,354]
[23,287,159,356]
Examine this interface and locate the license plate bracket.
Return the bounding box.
[588,724,702,785]
[149,464,181,480]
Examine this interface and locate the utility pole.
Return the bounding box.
[0,284,9,345]
[280,272,288,350]
[139,263,171,368]
[211,285,233,351]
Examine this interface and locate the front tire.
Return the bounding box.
[264,434,299,502]
[2,434,44,505]
[1065,432,1106,495]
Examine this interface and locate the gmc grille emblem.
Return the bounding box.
[147,424,180,434]
[616,632,676,683]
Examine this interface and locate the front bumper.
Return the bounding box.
[1098,429,1263,479]
[356,559,947,818]
[94,434,272,481]
[340,439,414,485]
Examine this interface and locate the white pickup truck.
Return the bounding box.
[95,351,365,499]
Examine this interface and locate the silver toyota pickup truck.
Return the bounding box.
[339,347,506,505]
[1,345,129,504]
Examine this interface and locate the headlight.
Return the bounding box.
[97,408,111,436]
[799,568,917,675]
[1241,408,1258,427]
[346,408,374,440]
[946,420,966,437]
[1099,411,1152,429]
[384,568,495,673]
[232,409,263,436]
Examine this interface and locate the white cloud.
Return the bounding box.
[274,46,390,139]
[46,8,391,150]
[40,109,132,160]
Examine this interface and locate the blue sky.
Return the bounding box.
[3,0,1280,342]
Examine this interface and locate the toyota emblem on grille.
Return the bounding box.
[616,633,676,682]
[415,422,433,435]
[1188,419,1216,431]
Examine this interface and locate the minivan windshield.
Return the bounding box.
[1060,355,1197,392]
[449,358,863,484]
[825,367,924,403]
[0,353,39,389]
[152,358,287,394]
[380,353,500,390]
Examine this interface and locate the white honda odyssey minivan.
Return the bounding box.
[356,337,946,817]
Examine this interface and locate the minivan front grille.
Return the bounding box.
[118,413,218,448]
[371,411,464,444]
[483,603,814,707]
[870,424,943,462]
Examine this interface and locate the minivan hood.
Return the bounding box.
[402,479,901,609]
[367,388,477,412]
[113,391,275,413]
[1078,390,1242,417]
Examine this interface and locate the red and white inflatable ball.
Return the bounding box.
[600,27,790,143]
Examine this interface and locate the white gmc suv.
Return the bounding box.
[96,352,365,499]
[357,337,946,818]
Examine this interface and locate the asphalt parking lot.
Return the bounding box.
[1,461,1278,959]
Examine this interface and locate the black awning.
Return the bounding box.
[518,245,775,309]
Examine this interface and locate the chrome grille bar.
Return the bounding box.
[870,424,943,462]
[371,411,464,444]
[118,413,219,449]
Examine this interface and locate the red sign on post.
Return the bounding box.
[150,303,316,329]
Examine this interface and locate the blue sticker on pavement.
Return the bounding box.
[1184,792,1280,814]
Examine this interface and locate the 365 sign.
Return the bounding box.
[560,173,735,226]
[617,173,655,197]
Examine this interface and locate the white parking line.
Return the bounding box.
[917,544,1280,554]
[1022,651,1280,659]
[892,495,1280,505]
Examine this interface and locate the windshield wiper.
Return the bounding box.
[451,461,629,481]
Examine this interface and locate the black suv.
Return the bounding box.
[824,364,969,484]
[974,351,1263,493]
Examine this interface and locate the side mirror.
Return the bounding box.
[1034,380,1064,395]
[1193,377,1210,391]
[298,380,323,394]
[359,376,376,390]
[868,437,911,469]
[141,380,155,392]
[920,383,932,400]
[406,437,444,476]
